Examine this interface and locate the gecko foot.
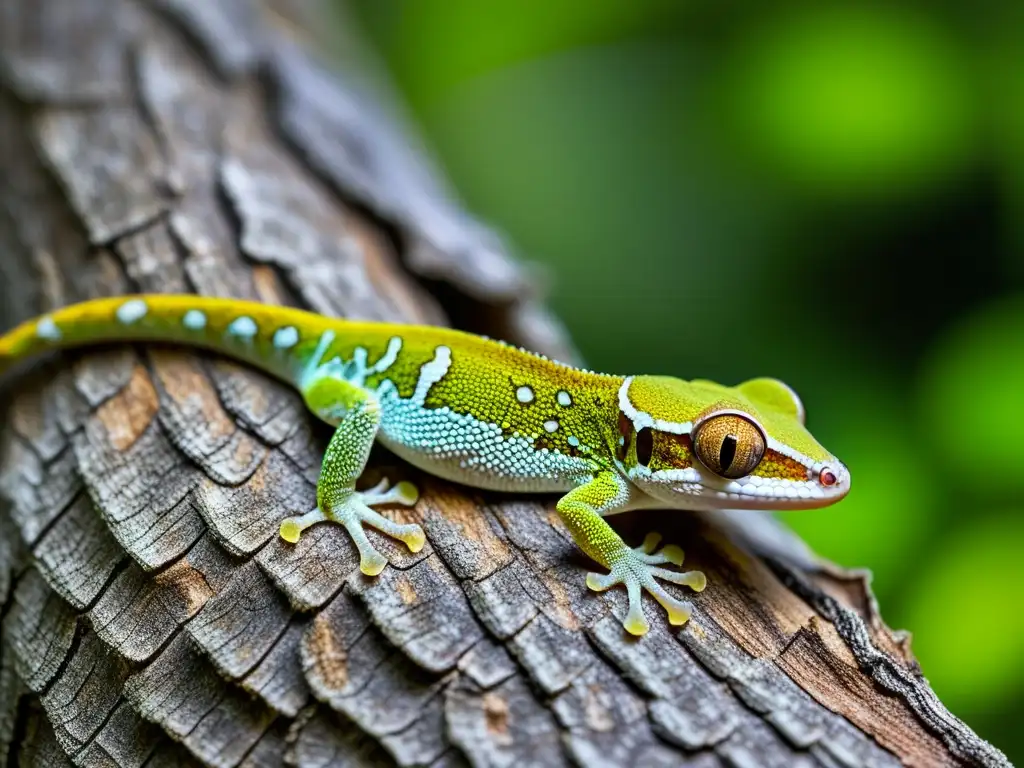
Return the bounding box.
[279,479,425,575]
[586,531,706,636]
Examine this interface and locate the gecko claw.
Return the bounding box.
[587,532,705,636]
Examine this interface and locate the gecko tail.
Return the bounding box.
[0,295,333,385]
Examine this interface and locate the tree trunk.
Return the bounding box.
[0,1,1008,766]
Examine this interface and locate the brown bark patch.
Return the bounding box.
[306,612,349,691]
[95,364,159,450]
[483,691,511,743]
[154,558,215,616]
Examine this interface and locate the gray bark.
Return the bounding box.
[0,1,1008,766]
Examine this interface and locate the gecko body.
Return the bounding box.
[0,295,849,635]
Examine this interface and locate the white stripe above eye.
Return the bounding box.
[617,377,692,435]
[273,326,299,349]
[227,316,258,339]
[116,299,148,324]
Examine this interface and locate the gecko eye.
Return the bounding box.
[692,412,766,479]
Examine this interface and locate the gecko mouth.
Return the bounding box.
[635,462,850,510]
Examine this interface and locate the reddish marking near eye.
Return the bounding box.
[819,469,838,487]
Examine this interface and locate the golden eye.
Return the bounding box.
[692,413,766,479]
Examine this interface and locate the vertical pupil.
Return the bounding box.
[719,435,737,472]
[636,427,654,466]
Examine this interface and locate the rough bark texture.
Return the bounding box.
[0,1,1010,767]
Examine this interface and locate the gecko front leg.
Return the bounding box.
[280,371,425,575]
[557,472,706,636]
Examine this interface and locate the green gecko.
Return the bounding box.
[0,295,849,635]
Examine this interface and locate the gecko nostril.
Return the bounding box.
[819,468,838,487]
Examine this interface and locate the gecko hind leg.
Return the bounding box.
[280,372,425,575]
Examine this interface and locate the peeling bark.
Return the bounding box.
[0,1,1008,766]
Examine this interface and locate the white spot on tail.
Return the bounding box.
[116,299,148,325]
[413,346,452,405]
[36,316,61,341]
[227,316,258,339]
[516,386,534,404]
[544,420,559,433]
[567,435,580,447]
[273,326,299,349]
[557,390,572,407]
[182,310,207,330]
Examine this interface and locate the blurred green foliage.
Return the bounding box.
[715,6,980,196]
[345,0,1024,758]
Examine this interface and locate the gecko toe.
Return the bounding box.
[279,521,301,544]
[644,579,693,626]
[363,477,391,496]
[624,610,649,636]
[400,523,426,553]
[359,550,388,576]
[638,532,662,554]
[633,534,685,566]
[393,481,419,506]
[650,566,706,592]
[358,478,419,508]
[623,582,649,636]
[659,544,685,566]
[586,571,619,592]
[279,506,327,544]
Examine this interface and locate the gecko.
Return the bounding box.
[0,295,849,636]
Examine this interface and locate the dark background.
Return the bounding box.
[342,0,1024,758]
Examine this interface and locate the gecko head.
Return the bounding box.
[614,375,849,510]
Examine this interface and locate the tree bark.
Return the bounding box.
[0,1,1008,766]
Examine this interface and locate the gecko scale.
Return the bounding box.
[0,295,849,635]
